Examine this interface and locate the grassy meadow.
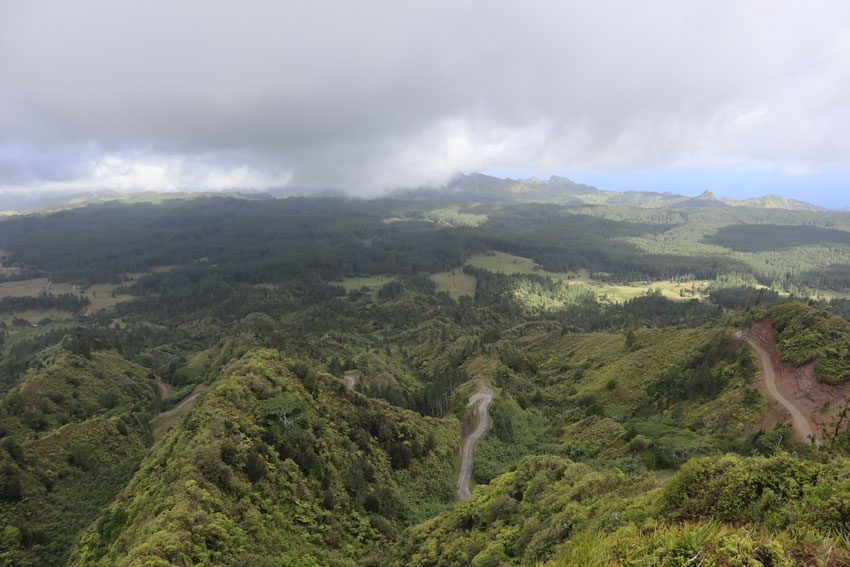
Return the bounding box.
[431,269,477,299]
[340,274,398,293]
[468,251,709,302]
[0,276,137,330]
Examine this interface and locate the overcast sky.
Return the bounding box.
[2,1,850,207]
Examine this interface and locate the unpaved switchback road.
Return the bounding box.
[457,383,493,500]
[747,337,815,442]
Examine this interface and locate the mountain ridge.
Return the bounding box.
[396,173,828,211]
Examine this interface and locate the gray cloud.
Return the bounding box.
[1,0,849,196]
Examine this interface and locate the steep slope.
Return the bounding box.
[767,302,850,385]
[1,349,156,438]
[747,333,815,442]
[741,302,850,443]
[394,453,850,565]
[71,349,459,566]
[0,349,156,565]
[670,190,729,209]
[465,323,772,483]
[727,194,823,211]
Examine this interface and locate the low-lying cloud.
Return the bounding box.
[1,0,849,198]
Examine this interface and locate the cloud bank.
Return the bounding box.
[1,1,849,197]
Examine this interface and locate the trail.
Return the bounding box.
[150,383,208,439]
[342,372,357,390]
[457,382,493,500]
[157,381,173,400]
[747,336,815,442]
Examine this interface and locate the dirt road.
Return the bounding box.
[342,372,357,390]
[747,337,815,442]
[150,383,208,439]
[457,383,493,500]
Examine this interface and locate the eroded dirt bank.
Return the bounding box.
[747,319,850,443]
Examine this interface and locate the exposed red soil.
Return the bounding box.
[748,318,850,442]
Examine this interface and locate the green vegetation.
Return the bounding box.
[467,251,710,303]
[0,349,155,565]
[430,269,476,299]
[423,207,488,228]
[0,194,848,564]
[339,274,398,294]
[467,251,540,275]
[71,350,458,566]
[394,453,850,566]
[769,302,850,384]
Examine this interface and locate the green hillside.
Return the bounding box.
[0,349,156,565]
[0,195,848,564]
[768,302,850,384]
[394,453,850,566]
[71,350,458,566]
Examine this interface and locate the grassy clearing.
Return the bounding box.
[586,277,709,303]
[384,206,488,228]
[0,276,136,317]
[467,251,540,274]
[339,274,398,292]
[467,251,709,302]
[0,309,74,329]
[431,269,476,299]
[51,281,129,313]
[423,206,488,228]
[87,283,132,311]
[0,277,50,298]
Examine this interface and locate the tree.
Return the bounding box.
[625,328,637,350]
[259,394,305,429]
[823,396,850,453]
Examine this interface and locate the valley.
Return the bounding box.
[3,3,848,564]
[1,194,850,564]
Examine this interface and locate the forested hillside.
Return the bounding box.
[72,350,458,566]
[1,194,850,565]
[0,349,155,565]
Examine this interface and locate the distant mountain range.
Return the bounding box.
[0,175,830,215]
[397,173,826,211]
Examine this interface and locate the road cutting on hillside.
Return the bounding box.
[746,335,816,443]
[150,383,209,439]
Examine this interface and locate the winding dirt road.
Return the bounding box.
[747,337,815,442]
[457,383,493,500]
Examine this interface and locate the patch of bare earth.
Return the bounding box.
[150,383,208,439]
[748,319,850,443]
